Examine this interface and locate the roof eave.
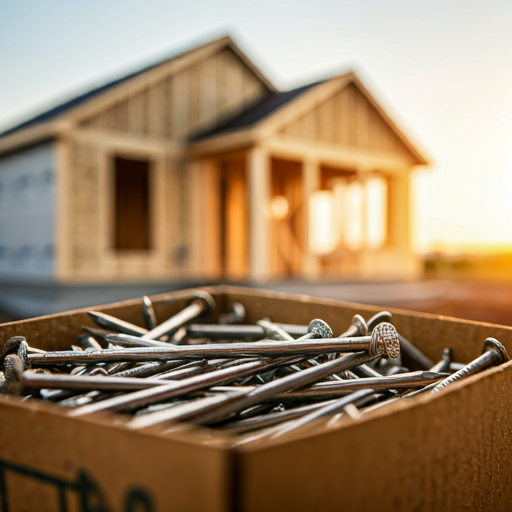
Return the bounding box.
[0,121,65,157]
[188,127,261,156]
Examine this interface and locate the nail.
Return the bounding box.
[185,323,307,341]
[29,322,398,366]
[276,371,447,398]
[141,290,216,340]
[142,296,157,330]
[211,370,447,402]
[87,311,148,337]
[76,334,102,350]
[2,359,178,393]
[1,336,45,361]
[82,326,170,348]
[431,338,510,393]
[218,302,246,325]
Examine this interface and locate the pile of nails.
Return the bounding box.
[0,290,509,443]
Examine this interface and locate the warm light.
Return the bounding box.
[269,195,289,220]
[366,177,387,248]
[345,182,363,251]
[309,191,339,255]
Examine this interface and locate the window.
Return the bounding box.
[113,156,151,250]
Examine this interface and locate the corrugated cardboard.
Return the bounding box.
[1,285,512,511]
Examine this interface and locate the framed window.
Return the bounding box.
[112,156,152,250]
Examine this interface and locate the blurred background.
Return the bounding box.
[1,0,512,324]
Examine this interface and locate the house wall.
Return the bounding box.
[60,138,188,282]
[0,142,55,281]
[55,44,271,283]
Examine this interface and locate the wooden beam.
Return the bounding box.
[302,157,320,280]
[248,146,270,281]
[0,121,64,157]
[264,136,413,173]
[68,128,183,156]
[187,128,258,156]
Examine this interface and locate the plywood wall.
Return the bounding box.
[278,83,414,162]
[79,47,268,140]
[67,141,103,274]
[64,140,191,279]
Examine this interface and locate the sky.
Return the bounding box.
[1,0,512,254]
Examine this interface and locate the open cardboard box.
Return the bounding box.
[1,285,512,512]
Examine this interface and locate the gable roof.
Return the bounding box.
[191,72,429,166]
[0,35,276,140]
[191,80,324,141]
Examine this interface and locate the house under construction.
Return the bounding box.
[0,35,428,316]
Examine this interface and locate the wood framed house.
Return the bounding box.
[0,35,428,316]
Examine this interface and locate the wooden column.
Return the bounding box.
[188,160,205,279]
[302,156,320,280]
[358,168,370,250]
[387,171,410,250]
[248,146,270,282]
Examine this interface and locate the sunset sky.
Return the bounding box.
[1,0,512,254]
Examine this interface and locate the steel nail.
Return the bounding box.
[185,323,308,341]
[82,326,169,348]
[87,311,148,337]
[142,296,157,330]
[29,322,399,366]
[141,290,216,340]
[431,338,510,393]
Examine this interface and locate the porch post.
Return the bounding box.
[248,146,270,282]
[387,170,410,250]
[302,156,320,280]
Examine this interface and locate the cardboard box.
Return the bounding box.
[1,285,512,511]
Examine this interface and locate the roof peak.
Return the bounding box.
[0,33,268,139]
